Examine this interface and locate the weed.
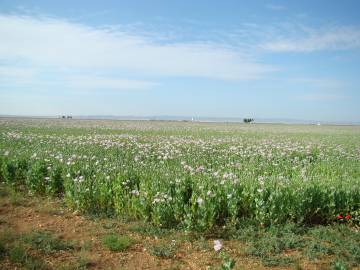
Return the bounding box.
[0,229,18,244]
[194,236,210,251]
[73,252,94,270]
[102,234,133,252]
[332,260,349,270]
[8,244,47,270]
[148,240,177,258]
[219,251,236,270]
[24,230,74,253]
[247,226,304,256]
[9,189,29,206]
[9,244,26,263]
[304,225,360,266]
[102,220,118,230]
[129,222,171,238]
[304,240,334,260]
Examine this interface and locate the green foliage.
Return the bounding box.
[9,244,27,263]
[219,252,236,270]
[102,234,133,252]
[47,165,64,195]
[129,222,172,238]
[24,230,74,254]
[1,119,360,231]
[241,223,360,267]
[26,161,48,194]
[332,260,349,270]
[305,225,360,266]
[8,244,47,270]
[245,224,303,266]
[9,188,29,206]
[147,240,177,258]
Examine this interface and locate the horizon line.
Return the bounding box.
[1,114,359,126]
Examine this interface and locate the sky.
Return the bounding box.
[0,0,360,122]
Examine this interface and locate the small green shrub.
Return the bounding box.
[102,234,133,252]
[219,251,236,270]
[148,240,177,258]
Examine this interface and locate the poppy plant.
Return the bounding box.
[337,214,343,219]
[345,214,351,220]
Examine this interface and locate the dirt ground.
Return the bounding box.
[0,186,337,270]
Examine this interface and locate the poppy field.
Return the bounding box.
[1,118,360,230]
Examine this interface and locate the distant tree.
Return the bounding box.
[243,118,254,123]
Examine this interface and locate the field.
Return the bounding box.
[1,118,360,269]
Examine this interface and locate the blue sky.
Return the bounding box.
[0,0,360,121]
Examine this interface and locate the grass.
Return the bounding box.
[8,244,27,263]
[24,230,75,254]
[240,223,304,266]
[0,229,73,269]
[237,223,360,267]
[102,234,133,252]
[147,240,177,258]
[332,260,350,270]
[8,243,48,270]
[305,225,360,267]
[129,222,172,238]
[9,188,30,206]
[59,253,94,270]
[35,199,64,216]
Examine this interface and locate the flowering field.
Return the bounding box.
[1,118,360,230]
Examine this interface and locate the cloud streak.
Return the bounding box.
[0,14,273,82]
[261,26,360,52]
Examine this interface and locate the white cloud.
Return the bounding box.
[0,14,272,81]
[261,26,360,52]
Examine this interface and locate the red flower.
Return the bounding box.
[337,214,343,219]
[345,214,351,220]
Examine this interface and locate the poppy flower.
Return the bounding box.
[337,214,343,219]
[345,214,351,220]
[213,240,222,251]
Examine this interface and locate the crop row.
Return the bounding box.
[1,120,360,230]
